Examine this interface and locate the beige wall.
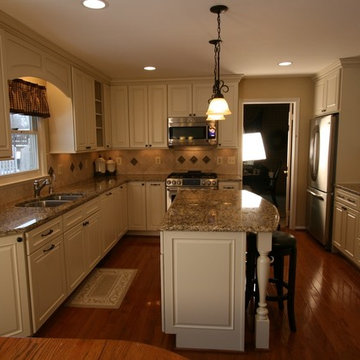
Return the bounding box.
[239,76,314,227]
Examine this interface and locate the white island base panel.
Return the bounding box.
[161,231,246,351]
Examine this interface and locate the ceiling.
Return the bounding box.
[1,0,360,81]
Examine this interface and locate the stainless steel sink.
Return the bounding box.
[44,193,84,201]
[16,199,70,208]
[16,193,84,208]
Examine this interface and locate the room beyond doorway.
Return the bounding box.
[243,103,291,226]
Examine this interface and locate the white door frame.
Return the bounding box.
[239,98,300,230]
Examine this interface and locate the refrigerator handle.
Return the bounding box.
[307,188,324,201]
[310,126,320,181]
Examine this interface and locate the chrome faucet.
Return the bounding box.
[33,178,51,198]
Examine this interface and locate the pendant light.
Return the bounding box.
[206,5,231,121]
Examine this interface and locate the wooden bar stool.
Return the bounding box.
[246,231,297,332]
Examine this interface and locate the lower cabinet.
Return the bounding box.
[127,181,165,231]
[27,230,67,332]
[332,188,360,268]
[0,235,31,337]
[63,199,102,293]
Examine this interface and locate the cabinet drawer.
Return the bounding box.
[63,206,84,231]
[83,197,100,217]
[335,189,360,211]
[25,217,63,255]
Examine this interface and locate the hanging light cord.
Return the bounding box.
[210,9,229,101]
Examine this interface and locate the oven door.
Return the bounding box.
[166,187,178,210]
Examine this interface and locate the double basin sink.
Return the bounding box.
[16,193,84,208]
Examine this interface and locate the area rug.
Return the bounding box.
[66,268,137,309]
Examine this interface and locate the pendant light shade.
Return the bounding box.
[206,5,231,121]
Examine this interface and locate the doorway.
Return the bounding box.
[243,102,295,227]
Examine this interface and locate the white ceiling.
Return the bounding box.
[1,0,360,81]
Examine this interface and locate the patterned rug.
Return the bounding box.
[66,268,137,309]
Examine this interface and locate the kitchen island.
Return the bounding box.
[160,189,279,351]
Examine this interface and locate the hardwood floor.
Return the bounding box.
[36,231,360,360]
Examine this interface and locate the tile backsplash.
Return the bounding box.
[0,148,239,208]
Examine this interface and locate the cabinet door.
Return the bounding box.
[332,202,345,250]
[64,223,87,293]
[218,82,239,148]
[325,69,340,113]
[129,85,148,148]
[127,182,147,230]
[192,83,213,116]
[148,85,168,148]
[168,84,192,117]
[84,211,102,272]
[119,184,128,235]
[0,34,11,159]
[28,236,67,332]
[146,182,166,231]
[101,190,119,254]
[0,235,31,337]
[103,83,112,149]
[344,208,357,259]
[314,79,326,116]
[111,85,129,148]
[72,68,96,151]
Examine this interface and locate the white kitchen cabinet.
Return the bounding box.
[129,84,167,148]
[111,85,129,148]
[27,232,67,332]
[118,184,128,235]
[63,199,101,293]
[72,67,97,151]
[218,181,241,190]
[128,181,166,231]
[127,181,147,230]
[0,235,31,337]
[217,81,239,148]
[0,32,11,159]
[168,82,212,117]
[103,83,112,149]
[332,188,359,267]
[314,67,341,116]
[146,182,166,231]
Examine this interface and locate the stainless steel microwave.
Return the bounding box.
[168,117,217,147]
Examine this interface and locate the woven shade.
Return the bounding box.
[8,79,50,118]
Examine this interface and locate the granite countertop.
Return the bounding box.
[0,174,168,236]
[160,189,279,233]
[336,183,360,196]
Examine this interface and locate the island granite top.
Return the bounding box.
[160,189,279,233]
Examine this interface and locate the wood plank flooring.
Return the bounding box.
[36,231,360,360]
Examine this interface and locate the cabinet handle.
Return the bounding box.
[17,237,23,243]
[150,183,160,186]
[347,198,356,203]
[342,206,347,211]
[145,144,148,147]
[83,221,89,226]
[106,192,112,196]
[338,195,345,199]
[41,229,54,237]
[321,109,326,112]
[86,146,91,149]
[43,244,55,253]
[142,183,145,186]
[149,144,152,147]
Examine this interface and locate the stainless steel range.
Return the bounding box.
[166,171,218,209]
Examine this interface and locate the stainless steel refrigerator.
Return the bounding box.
[306,114,338,249]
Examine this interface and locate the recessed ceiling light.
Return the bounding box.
[278,61,293,67]
[144,66,156,71]
[82,0,108,10]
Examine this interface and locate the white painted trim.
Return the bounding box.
[240,98,300,229]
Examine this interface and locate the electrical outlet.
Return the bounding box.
[227,156,235,165]
[217,156,223,165]
[155,156,161,165]
[115,157,122,166]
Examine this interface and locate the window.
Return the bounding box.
[0,114,45,183]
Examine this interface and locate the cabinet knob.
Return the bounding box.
[86,146,91,149]
[17,237,23,243]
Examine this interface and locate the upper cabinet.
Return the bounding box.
[111,84,167,149]
[129,84,167,148]
[314,67,341,116]
[168,82,212,117]
[217,81,239,148]
[71,67,96,151]
[103,83,112,149]
[0,32,11,159]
